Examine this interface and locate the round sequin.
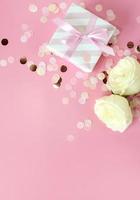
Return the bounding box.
[7,56,15,64]
[40,16,48,24]
[20,57,27,64]
[1,38,8,46]
[127,41,134,49]
[20,35,28,43]
[28,4,38,13]
[59,2,67,10]
[0,59,7,67]
[97,72,105,80]
[42,7,49,15]
[30,64,37,72]
[84,119,92,130]
[62,97,69,105]
[136,16,140,24]
[48,3,58,12]
[66,134,75,142]
[77,121,84,129]
[78,97,86,105]
[95,4,103,12]
[49,57,56,64]
[123,49,131,56]
[36,67,46,76]
[60,65,67,72]
[106,9,116,21]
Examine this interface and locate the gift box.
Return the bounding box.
[47,3,117,72]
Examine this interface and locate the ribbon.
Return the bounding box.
[54,17,115,57]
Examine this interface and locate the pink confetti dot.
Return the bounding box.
[59,2,67,10]
[136,16,140,24]
[105,58,114,68]
[7,56,15,64]
[77,121,84,129]
[62,97,69,105]
[70,91,77,98]
[66,134,75,142]
[117,49,124,57]
[95,4,103,12]
[0,59,7,67]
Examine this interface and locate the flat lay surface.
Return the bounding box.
[1,0,140,199]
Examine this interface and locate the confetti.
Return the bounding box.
[7,56,15,64]
[48,3,58,13]
[77,121,84,129]
[106,9,116,21]
[40,16,48,24]
[36,66,46,76]
[21,24,29,31]
[59,2,67,10]
[66,134,75,142]
[69,90,77,98]
[1,38,8,46]
[123,49,131,56]
[105,58,113,68]
[42,7,49,15]
[20,57,27,64]
[136,16,140,24]
[97,72,106,80]
[60,65,67,72]
[0,59,7,67]
[70,77,77,85]
[62,97,69,104]
[78,97,86,105]
[20,35,28,43]
[28,4,38,13]
[95,4,103,12]
[49,56,56,64]
[81,92,89,99]
[51,74,62,88]
[30,64,37,72]
[65,84,72,91]
[84,119,93,130]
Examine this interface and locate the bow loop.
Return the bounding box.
[54,18,115,57]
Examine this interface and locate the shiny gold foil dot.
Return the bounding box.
[20,57,27,64]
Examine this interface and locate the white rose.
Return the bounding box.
[94,95,133,133]
[107,56,140,95]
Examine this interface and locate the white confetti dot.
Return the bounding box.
[20,35,28,43]
[59,2,67,10]
[62,97,69,105]
[49,56,56,64]
[81,92,89,99]
[0,59,7,67]
[7,56,15,64]
[21,24,29,31]
[66,134,75,142]
[97,72,105,80]
[78,97,86,105]
[77,121,84,129]
[36,67,46,76]
[28,4,38,13]
[84,119,92,130]
[42,7,49,15]
[89,76,98,85]
[123,49,131,56]
[95,4,103,12]
[40,16,48,24]
[106,9,116,21]
[38,61,46,68]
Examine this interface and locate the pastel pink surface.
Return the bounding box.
[0,0,140,200]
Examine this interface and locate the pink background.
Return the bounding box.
[1,0,140,199]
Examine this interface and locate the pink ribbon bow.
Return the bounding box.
[54,17,115,57]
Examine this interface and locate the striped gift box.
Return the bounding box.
[47,3,117,72]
